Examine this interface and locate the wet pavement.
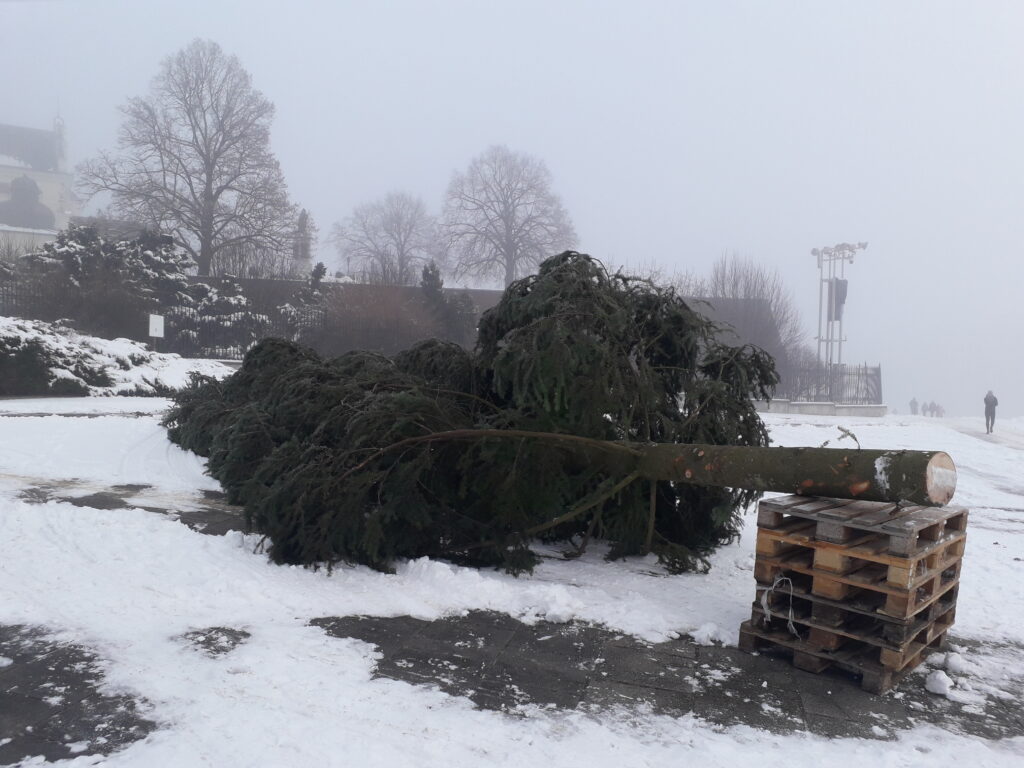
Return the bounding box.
[16,481,246,536]
[0,626,155,765]
[311,611,1024,740]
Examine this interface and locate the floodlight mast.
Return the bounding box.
[811,241,867,399]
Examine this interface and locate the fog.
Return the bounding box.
[3,0,1021,417]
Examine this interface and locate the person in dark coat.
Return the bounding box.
[910,397,919,416]
[984,391,998,434]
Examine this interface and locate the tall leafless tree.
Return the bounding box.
[77,39,296,276]
[443,145,576,287]
[331,192,439,286]
[705,253,804,357]
[654,253,806,392]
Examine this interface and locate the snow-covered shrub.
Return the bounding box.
[19,226,194,340]
[165,278,270,357]
[0,316,233,396]
[18,226,268,356]
[275,262,326,343]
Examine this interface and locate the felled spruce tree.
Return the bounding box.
[165,252,777,573]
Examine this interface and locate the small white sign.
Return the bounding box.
[148,314,165,338]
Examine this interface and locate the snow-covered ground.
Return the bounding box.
[0,405,1021,766]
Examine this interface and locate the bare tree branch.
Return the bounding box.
[442,145,576,287]
[76,39,297,276]
[331,192,441,286]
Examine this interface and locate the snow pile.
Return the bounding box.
[925,669,955,695]
[920,649,1017,707]
[0,315,233,396]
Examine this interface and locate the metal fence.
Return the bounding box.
[0,276,82,324]
[0,274,309,358]
[779,363,883,405]
[0,272,459,361]
[160,305,325,359]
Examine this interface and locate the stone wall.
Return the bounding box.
[755,399,888,417]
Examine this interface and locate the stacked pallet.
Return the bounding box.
[739,495,968,693]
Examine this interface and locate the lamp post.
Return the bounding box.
[811,241,867,400]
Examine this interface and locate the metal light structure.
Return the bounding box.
[811,241,867,399]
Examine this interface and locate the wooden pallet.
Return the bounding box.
[758,495,968,556]
[738,619,947,694]
[749,593,955,657]
[756,518,966,590]
[754,546,962,619]
[754,576,958,645]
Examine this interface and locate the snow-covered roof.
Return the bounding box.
[0,222,58,236]
[0,123,63,172]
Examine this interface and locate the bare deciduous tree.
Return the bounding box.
[331,192,439,286]
[0,234,31,265]
[211,209,318,279]
[77,39,296,276]
[705,253,804,357]
[443,145,576,287]
[655,253,806,393]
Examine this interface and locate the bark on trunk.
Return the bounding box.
[636,443,956,506]
[357,429,957,507]
[197,241,213,276]
[198,181,215,276]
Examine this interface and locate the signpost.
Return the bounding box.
[149,314,164,351]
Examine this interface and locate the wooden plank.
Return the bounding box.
[877,507,962,535]
[812,574,855,600]
[756,529,797,557]
[755,580,891,621]
[756,579,956,630]
[756,524,967,569]
[756,548,960,604]
[737,621,936,694]
[758,495,812,511]
[813,548,854,574]
[942,509,969,532]
[844,503,922,528]
[753,598,956,653]
[817,499,896,522]
[787,498,853,516]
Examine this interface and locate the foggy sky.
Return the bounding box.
[3,0,1021,418]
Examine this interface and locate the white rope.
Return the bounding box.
[760,573,800,637]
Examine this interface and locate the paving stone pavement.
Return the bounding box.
[0,625,155,765]
[310,611,1024,741]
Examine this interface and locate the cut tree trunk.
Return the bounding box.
[637,444,956,506]
[360,429,957,507]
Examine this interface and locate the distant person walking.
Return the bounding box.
[984,390,998,434]
[910,397,919,415]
